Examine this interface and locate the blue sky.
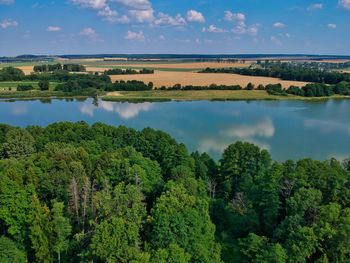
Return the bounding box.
[0,0,349,56]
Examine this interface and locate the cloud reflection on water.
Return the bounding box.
[80,101,154,120]
[199,118,275,154]
[11,104,28,116]
[304,119,350,136]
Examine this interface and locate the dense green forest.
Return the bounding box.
[200,63,350,84]
[0,122,350,262]
[33,64,86,73]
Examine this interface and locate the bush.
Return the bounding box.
[38,80,49,91]
[17,84,34,91]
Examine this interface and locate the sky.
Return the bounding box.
[0,0,349,56]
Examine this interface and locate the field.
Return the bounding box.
[2,59,310,89]
[84,61,251,72]
[109,71,310,88]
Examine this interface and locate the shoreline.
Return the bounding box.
[1,90,350,102]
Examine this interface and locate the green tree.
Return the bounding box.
[91,216,149,263]
[52,201,72,263]
[219,142,271,199]
[150,183,221,263]
[0,236,27,263]
[152,243,190,263]
[2,129,35,158]
[28,195,53,263]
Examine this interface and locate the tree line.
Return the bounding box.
[103,68,154,75]
[33,64,86,73]
[200,66,350,85]
[0,121,349,262]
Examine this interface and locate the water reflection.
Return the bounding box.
[80,101,154,119]
[199,118,274,154]
[304,119,350,136]
[11,104,28,116]
[1,99,350,161]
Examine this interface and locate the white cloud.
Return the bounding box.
[271,36,282,45]
[202,25,227,33]
[47,26,62,32]
[328,23,337,29]
[71,0,155,23]
[80,27,102,41]
[112,0,152,10]
[339,0,350,10]
[232,23,259,36]
[125,30,145,41]
[71,0,108,10]
[273,22,285,28]
[0,0,14,4]
[0,19,18,29]
[186,9,205,23]
[224,11,258,36]
[129,9,154,22]
[307,3,323,11]
[153,12,186,26]
[224,11,245,22]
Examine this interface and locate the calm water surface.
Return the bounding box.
[0,98,349,161]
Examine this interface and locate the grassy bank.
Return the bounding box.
[1,88,349,101]
[0,81,59,91]
[0,90,102,100]
[101,90,350,101]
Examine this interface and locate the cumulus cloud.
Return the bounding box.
[224,11,258,36]
[125,30,145,41]
[328,23,337,29]
[153,12,186,26]
[273,22,285,28]
[0,0,14,4]
[0,19,18,29]
[80,27,102,41]
[47,26,62,32]
[339,0,350,10]
[71,0,154,23]
[224,11,245,22]
[186,9,205,23]
[307,3,323,11]
[202,25,227,33]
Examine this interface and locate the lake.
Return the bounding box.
[0,98,349,161]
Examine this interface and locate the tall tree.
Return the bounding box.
[52,201,72,263]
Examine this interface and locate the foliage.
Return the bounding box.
[0,122,349,263]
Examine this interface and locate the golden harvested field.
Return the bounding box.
[109,71,310,88]
[17,66,34,75]
[85,61,251,72]
[13,61,251,75]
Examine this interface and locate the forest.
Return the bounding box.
[103,68,154,75]
[200,63,350,84]
[33,64,86,73]
[0,122,350,263]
